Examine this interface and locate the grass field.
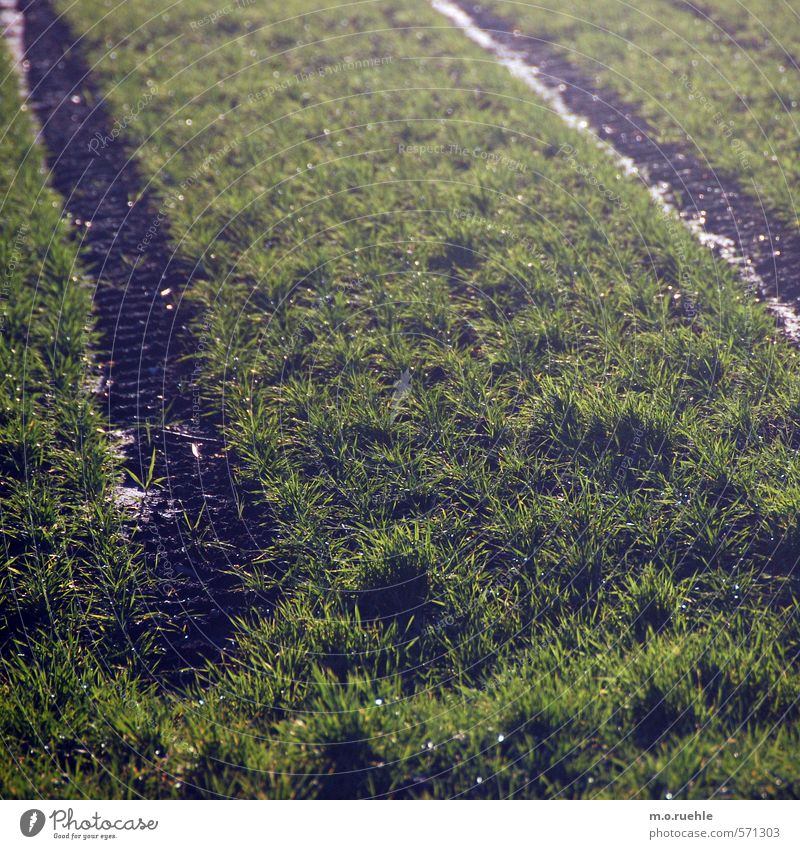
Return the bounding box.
[1,0,800,799]
[0,32,162,794]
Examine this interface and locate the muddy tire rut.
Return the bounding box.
[17,0,269,672]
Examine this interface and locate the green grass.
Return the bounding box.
[0,40,163,794]
[1,0,800,798]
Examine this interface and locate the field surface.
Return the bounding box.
[1,0,799,799]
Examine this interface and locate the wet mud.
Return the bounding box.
[18,0,271,673]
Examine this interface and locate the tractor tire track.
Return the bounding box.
[14,0,269,673]
[436,0,800,339]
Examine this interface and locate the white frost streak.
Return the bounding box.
[0,0,28,97]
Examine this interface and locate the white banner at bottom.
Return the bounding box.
[2,799,798,848]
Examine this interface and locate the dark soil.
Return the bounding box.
[21,0,271,673]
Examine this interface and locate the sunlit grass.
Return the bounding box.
[0,0,799,798]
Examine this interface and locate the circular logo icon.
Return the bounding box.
[20,810,45,837]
